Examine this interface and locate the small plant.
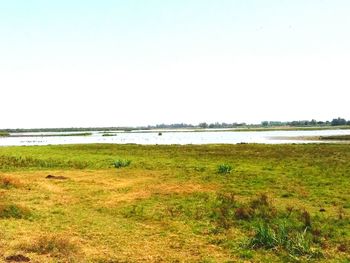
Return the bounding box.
[287,228,311,256]
[113,159,131,168]
[212,192,237,229]
[255,195,276,220]
[0,176,21,189]
[249,223,277,249]
[0,203,30,219]
[239,249,254,260]
[235,206,254,220]
[217,164,232,174]
[122,204,145,218]
[23,233,78,256]
[300,209,312,228]
[338,241,348,252]
[249,223,323,260]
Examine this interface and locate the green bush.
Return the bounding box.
[113,159,131,168]
[212,192,237,229]
[249,223,278,249]
[0,203,30,219]
[217,164,232,174]
[249,223,323,259]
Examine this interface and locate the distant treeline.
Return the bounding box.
[0,127,130,133]
[147,122,247,129]
[261,117,350,127]
[0,118,349,133]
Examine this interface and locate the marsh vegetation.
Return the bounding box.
[320,135,350,140]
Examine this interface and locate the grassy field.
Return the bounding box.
[0,144,349,262]
[0,132,9,137]
[320,135,350,141]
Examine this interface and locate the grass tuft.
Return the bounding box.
[249,223,278,249]
[249,223,323,259]
[0,203,30,219]
[0,176,21,189]
[0,131,9,137]
[23,233,78,257]
[113,159,131,168]
[217,164,232,174]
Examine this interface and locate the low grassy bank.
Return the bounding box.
[320,135,350,140]
[8,132,92,138]
[0,132,9,137]
[273,134,350,142]
[0,144,349,262]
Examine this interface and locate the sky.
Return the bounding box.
[0,0,349,128]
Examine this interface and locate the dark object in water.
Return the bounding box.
[158,132,162,136]
[5,254,30,262]
[46,175,68,180]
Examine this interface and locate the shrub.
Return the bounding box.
[0,203,30,219]
[249,223,277,249]
[122,204,145,219]
[249,194,277,220]
[113,159,131,168]
[235,206,254,220]
[300,210,312,228]
[249,223,323,259]
[287,228,311,256]
[338,241,349,252]
[23,233,77,256]
[0,176,21,189]
[213,192,237,229]
[217,164,232,174]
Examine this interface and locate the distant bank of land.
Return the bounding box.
[0,118,349,135]
[1,125,350,136]
[272,134,350,142]
[7,132,93,138]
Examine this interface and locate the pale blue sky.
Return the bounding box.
[1,1,349,128]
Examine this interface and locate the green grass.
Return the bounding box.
[102,133,117,136]
[0,203,31,219]
[320,135,350,140]
[0,131,9,137]
[113,158,131,168]
[0,143,349,262]
[217,163,233,174]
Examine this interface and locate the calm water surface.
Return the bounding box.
[0,129,350,146]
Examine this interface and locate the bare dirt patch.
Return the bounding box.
[46,175,68,180]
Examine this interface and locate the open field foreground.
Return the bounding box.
[0,144,349,262]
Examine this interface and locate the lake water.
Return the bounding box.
[0,129,350,146]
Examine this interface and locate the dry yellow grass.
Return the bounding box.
[0,169,234,262]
